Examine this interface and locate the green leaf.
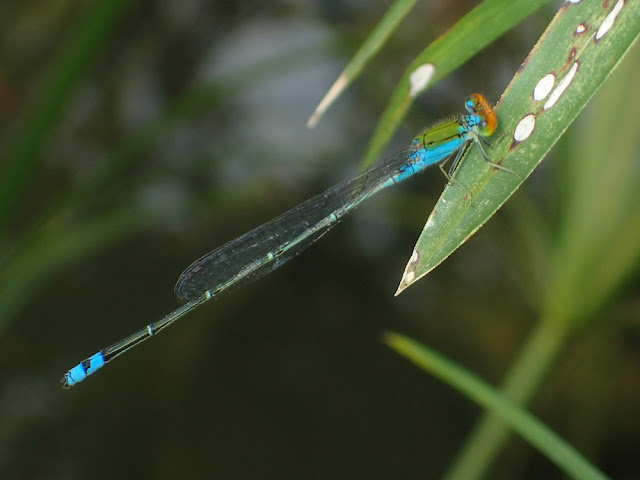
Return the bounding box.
[383,332,610,480]
[396,0,640,295]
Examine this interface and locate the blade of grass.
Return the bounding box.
[441,318,569,480]
[384,332,609,480]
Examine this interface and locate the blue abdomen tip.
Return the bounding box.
[61,352,105,389]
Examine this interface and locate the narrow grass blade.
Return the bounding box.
[384,332,610,480]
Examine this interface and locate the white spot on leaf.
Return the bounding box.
[596,0,624,40]
[404,270,416,284]
[409,64,435,97]
[533,74,555,101]
[514,114,536,142]
[544,61,578,110]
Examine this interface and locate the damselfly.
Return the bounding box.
[61,93,510,388]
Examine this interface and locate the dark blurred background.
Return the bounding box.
[1,1,638,479]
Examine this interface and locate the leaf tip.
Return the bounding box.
[395,248,421,296]
[307,72,349,128]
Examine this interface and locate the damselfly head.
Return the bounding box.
[465,93,497,137]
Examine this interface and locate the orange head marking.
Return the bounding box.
[466,93,497,137]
